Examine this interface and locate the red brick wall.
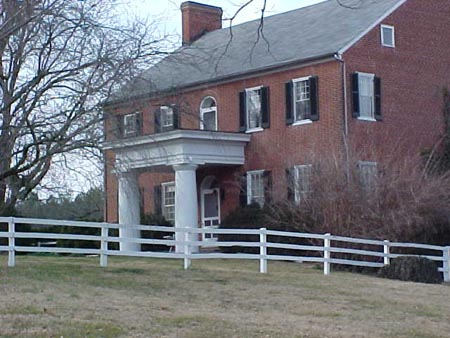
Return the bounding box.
[105,0,450,223]
[105,60,344,222]
[181,2,222,45]
[344,0,450,161]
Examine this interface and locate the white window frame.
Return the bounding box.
[381,24,395,48]
[245,86,263,133]
[356,72,376,121]
[160,106,174,128]
[292,76,313,125]
[161,181,175,222]
[200,96,218,131]
[247,169,265,207]
[357,161,378,189]
[123,112,139,137]
[294,164,312,204]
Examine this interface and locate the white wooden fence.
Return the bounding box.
[1,217,449,281]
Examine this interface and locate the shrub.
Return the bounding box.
[219,204,318,256]
[140,213,173,252]
[378,256,442,284]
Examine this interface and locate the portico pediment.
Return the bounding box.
[103,130,251,171]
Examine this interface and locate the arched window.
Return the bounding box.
[200,96,217,131]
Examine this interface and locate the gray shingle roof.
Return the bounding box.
[113,0,404,102]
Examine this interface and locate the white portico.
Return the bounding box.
[103,130,250,252]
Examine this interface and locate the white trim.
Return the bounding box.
[380,24,395,48]
[292,119,313,126]
[245,127,264,134]
[356,72,375,120]
[123,112,139,137]
[245,86,264,131]
[247,170,265,206]
[245,85,263,92]
[200,186,220,242]
[199,96,218,131]
[291,76,313,123]
[161,181,175,222]
[293,164,312,204]
[292,76,311,83]
[337,0,407,54]
[357,117,377,122]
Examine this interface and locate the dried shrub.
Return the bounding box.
[378,257,442,284]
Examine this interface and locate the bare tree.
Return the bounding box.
[0,0,170,215]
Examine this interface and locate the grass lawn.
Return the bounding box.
[0,255,449,338]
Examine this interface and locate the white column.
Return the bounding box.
[173,164,199,253]
[118,171,141,252]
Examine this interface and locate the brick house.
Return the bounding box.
[103,0,450,251]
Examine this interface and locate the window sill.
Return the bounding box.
[292,119,313,126]
[357,117,377,122]
[245,127,264,134]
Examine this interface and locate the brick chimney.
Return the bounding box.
[181,2,223,46]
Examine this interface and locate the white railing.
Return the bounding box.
[0,217,449,281]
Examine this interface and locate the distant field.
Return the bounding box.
[0,255,449,338]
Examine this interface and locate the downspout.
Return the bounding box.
[334,53,349,136]
[334,53,351,181]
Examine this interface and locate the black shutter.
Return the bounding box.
[115,115,123,139]
[263,170,272,204]
[239,174,247,207]
[352,73,360,118]
[136,112,143,136]
[261,86,270,128]
[309,76,319,121]
[172,104,180,129]
[239,91,246,132]
[285,81,294,125]
[153,185,162,216]
[374,76,382,121]
[286,167,295,202]
[154,108,161,133]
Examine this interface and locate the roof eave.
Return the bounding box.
[103,52,337,108]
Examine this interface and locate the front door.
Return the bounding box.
[201,188,220,241]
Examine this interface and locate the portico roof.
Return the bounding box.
[103,130,251,171]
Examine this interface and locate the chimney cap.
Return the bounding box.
[180,1,223,15]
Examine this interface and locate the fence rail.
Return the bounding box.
[1,217,449,281]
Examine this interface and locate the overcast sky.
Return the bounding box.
[123,0,325,41]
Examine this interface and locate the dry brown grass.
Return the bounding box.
[0,255,449,338]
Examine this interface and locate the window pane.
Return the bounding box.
[294,80,311,121]
[247,89,262,129]
[203,111,216,131]
[248,171,265,206]
[162,183,175,221]
[382,26,394,46]
[161,107,173,127]
[359,75,374,118]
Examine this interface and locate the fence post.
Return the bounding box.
[100,224,108,267]
[443,247,450,283]
[184,228,191,270]
[260,228,267,274]
[323,233,331,275]
[383,240,390,266]
[8,217,15,267]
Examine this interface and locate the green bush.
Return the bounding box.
[218,204,315,256]
[141,213,173,252]
[378,256,442,284]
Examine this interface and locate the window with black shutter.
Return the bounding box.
[286,76,319,125]
[352,72,382,121]
[240,86,270,132]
